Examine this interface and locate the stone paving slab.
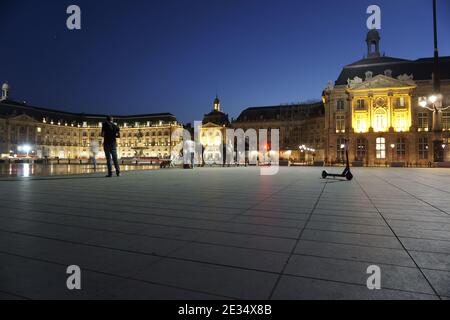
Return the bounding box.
[0,167,449,300]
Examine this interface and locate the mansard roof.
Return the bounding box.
[0,99,178,125]
[234,102,324,123]
[336,56,450,86]
[202,110,230,126]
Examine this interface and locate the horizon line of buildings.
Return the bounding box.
[1,30,450,165]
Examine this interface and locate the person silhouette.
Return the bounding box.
[101,116,121,177]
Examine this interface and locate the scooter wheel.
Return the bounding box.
[322,171,328,179]
[346,171,353,181]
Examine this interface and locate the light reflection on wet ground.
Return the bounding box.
[0,163,160,178]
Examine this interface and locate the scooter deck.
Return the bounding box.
[325,173,345,177]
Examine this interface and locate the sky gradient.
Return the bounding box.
[1,0,450,123]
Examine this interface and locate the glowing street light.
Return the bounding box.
[19,144,32,157]
[417,0,450,162]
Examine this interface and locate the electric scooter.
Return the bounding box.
[322,140,353,181]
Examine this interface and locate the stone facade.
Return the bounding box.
[323,30,450,166]
[0,97,182,160]
[232,102,325,162]
[2,30,450,166]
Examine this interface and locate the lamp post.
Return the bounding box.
[418,0,450,162]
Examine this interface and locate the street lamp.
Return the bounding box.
[417,0,450,162]
[19,145,32,157]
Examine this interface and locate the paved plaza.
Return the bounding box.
[0,167,449,300]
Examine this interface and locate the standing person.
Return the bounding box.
[183,139,195,169]
[101,116,121,177]
[42,146,49,165]
[90,139,99,172]
[188,139,195,169]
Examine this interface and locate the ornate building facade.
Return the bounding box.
[0,84,182,160]
[232,102,325,162]
[200,96,230,164]
[2,30,450,167]
[323,30,450,166]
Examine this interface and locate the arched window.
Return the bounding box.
[374,108,387,132]
[376,137,386,159]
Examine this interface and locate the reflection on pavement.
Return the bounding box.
[0,163,160,178]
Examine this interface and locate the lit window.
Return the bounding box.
[36,127,42,133]
[376,137,386,159]
[394,112,407,132]
[396,97,406,108]
[355,114,367,133]
[356,99,366,110]
[374,109,387,132]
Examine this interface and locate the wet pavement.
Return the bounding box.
[0,167,449,299]
[0,163,160,178]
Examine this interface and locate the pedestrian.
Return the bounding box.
[101,115,121,177]
[42,146,49,165]
[183,139,195,169]
[90,139,99,171]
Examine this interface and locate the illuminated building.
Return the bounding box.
[0,85,182,160]
[200,96,230,164]
[323,30,450,166]
[232,102,325,162]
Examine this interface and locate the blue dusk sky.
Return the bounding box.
[1,0,449,122]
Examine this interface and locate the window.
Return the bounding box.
[376,137,386,159]
[356,99,366,110]
[444,96,450,107]
[443,112,450,130]
[356,138,367,161]
[336,115,345,132]
[394,112,407,132]
[418,112,428,130]
[355,114,368,133]
[374,109,387,132]
[396,138,406,161]
[396,97,406,108]
[418,137,429,160]
[336,99,345,111]
[336,138,346,161]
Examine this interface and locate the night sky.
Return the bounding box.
[1,0,449,123]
